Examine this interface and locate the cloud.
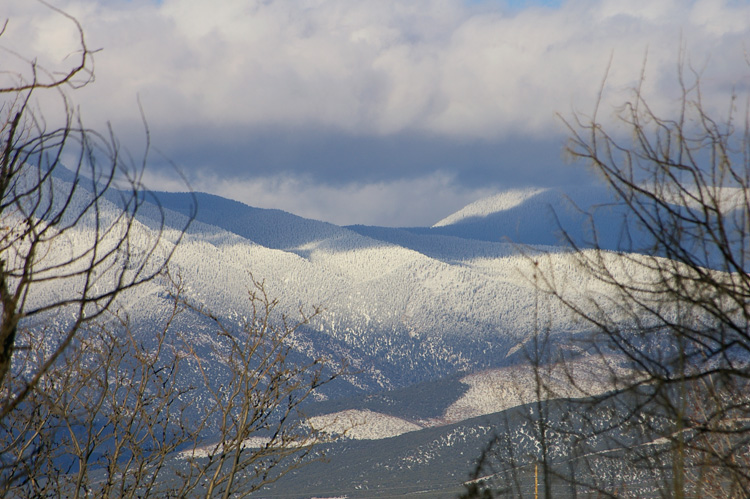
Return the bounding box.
[3,0,750,224]
[10,0,749,134]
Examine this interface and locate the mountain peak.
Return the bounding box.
[432,188,549,228]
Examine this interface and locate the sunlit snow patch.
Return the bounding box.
[309,409,422,440]
[443,359,628,423]
[178,436,272,459]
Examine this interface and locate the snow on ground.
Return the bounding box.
[309,409,422,440]
[178,436,272,459]
[443,358,626,423]
[443,367,541,422]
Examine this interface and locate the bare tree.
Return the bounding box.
[547,57,750,498]
[0,4,344,497]
[0,1,193,493]
[0,296,192,498]
[172,273,344,499]
[0,272,343,498]
[0,1,188,419]
[466,58,750,498]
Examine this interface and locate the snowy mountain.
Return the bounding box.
[19,173,698,496]
[151,188,629,393]
[22,176,649,399]
[423,185,638,250]
[20,170,748,498]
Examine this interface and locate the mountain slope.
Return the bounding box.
[25,177,661,400]
[153,191,351,250]
[20,177,699,497]
[367,185,635,251]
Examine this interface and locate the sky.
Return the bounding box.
[2,0,750,226]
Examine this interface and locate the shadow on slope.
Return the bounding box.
[305,370,470,422]
[345,225,523,264]
[256,392,664,499]
[345,185,640,260]
[423,185,638,251]
[152,191,351,250]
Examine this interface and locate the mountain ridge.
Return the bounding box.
[25,175,649,400]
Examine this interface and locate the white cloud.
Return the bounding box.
[5,0,749,137]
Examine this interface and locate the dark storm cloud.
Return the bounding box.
[154,125,575,189]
